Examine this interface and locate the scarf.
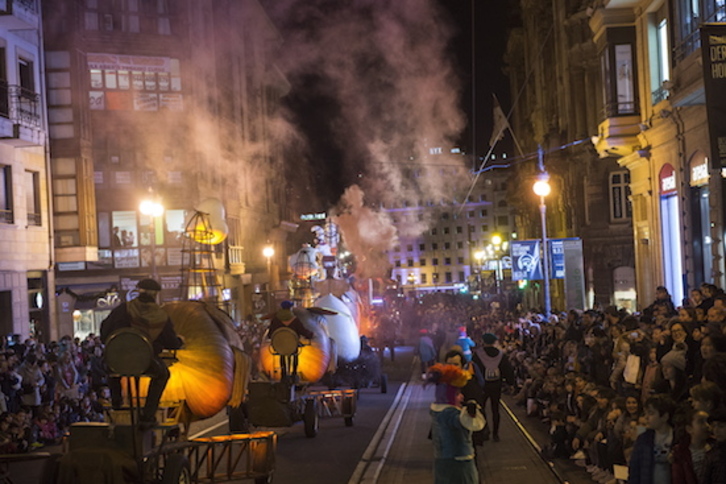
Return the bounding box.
[127,298,168,342]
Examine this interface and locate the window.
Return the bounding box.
[431,228,437,235]
[482,224,489,232]
[0,165,12,223]
[445,272,452,283]
[480,209,488,217]
[443,227,450,235]
[420,258,426,266]
[444,257,451,265]
[433,273,439,283]
[651,5,671,104]
[444,242,451,250]
[468,225,475,233]
[457,241,463,249]
[432,243,438,250]
[407,259,414,267]
[480,194,487,202]
[456,226,462,234]
[497,200,507,208]
[442,212,449,220]
[394,260,401,267]
[18,58,34,92]
[406,244,413,252]
[674,0,726,62]
[458,271,465,282]
[419,243,425,251]
[599,27,638,117]
[497,216,509,226]
[432,258,439,266]
[458,257,464,264]
[610,171,632,220]
[421,273,427,284]
[25,171,40,226]
[467,211,475,218]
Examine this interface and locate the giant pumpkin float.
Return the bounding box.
[258,307,334,383]
[126,301,249,421]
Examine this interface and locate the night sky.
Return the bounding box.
[270,0,518,208]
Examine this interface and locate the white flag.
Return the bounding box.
[488,94,509,147]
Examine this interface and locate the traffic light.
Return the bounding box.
[517,279,528,290]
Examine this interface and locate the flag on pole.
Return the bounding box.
[488,94,510,147]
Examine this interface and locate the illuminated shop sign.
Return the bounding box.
[659,164,677,196]
[690,157,709,186]
[300,213,326,221]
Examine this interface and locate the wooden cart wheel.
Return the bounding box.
[161,454,191,484]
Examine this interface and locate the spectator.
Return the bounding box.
[671,407,710,484]
[16,354,44,415]
[628,394,676,484]
[55,351,79,401]
[701,407,726,484]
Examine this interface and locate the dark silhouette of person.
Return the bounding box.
[100,278,183,428]
[471,332,515,442]
[268,301,312,380]
[112,226,122,247]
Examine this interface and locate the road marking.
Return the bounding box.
[348,369,418,484]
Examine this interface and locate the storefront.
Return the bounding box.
[659,163,685,306]
[689,152,712,286]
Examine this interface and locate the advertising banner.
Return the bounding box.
[510,240,543,280]
[700,24,726,169]
[563,239,586,310]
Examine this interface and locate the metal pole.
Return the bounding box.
[150,216,158,281]
[539,197,551,316]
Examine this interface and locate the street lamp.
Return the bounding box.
[474,250,485,293]
[139,199,164,281]
[490,234,507,294]
[533,172,551,316]
[263,245,275,310]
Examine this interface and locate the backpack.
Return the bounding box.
[476,349,503,382]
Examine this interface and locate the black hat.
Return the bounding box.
[137,278,161,291]
[482,333,498,345]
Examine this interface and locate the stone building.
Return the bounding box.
[0,1,54,339]
[505,1,636,311]
[42,0,294,338]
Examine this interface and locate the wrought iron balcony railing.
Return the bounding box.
[8,85,40,128]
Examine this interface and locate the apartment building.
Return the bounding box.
[0,1,53,340]
[43,0,292,338]
[387,157,514,296]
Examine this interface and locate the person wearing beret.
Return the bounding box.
[471,332,515,442]
[100,278,183,428]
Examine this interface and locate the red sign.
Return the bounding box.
[659,163,677,195]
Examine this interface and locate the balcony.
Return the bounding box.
[228,245,246,275]
[0,0,39,30]
[0,83,44,146]
[592,113,641,159]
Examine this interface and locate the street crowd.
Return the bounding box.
[415,284,726,484]
[0,334,110,453]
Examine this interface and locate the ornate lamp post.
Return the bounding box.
[139,199,164,281]
[533,173,552,316]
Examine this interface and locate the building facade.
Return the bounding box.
[43,0,293,339]
[589,0,725,308]
[0,1,54,340]
[505,0,636,311]
[387,154,515,298]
